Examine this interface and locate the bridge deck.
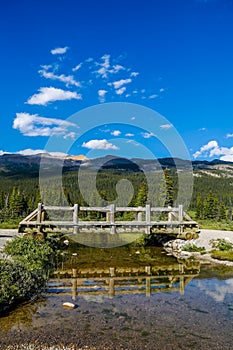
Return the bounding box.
[18,203,199,239]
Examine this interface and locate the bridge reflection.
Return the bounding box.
[48,261,200,299]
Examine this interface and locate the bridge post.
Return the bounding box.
[109,278,115,299]
[37,203,42,223]
[178,204,183,222]
[145,204,151,234]
[137,206,142,221]
[168,206,172,222]
[146,277,151,297]
[73,204,79,234]
[72,278,77,300]
[36,203,43,234]
[109,203,116,234]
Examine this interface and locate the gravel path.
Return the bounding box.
[0,229,20,258]
[193,229,233,251]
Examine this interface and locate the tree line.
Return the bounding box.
[0,168,233,223]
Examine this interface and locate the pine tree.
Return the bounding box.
[219,201,226,221]
[228,200,232,221]
[203,191,218,219]
[196,193,203,219]
[164,169,174,207]
[8,187,27,218]
[135,183,148,207]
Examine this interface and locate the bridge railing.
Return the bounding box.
[19,203,198,237]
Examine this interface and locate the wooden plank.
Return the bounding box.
[19,208,38,223]
[44,205,74,211]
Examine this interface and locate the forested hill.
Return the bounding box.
[1,153,233,176]
[1,153,233,225]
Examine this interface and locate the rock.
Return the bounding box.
[62,302,75,309]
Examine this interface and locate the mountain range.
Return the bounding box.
[1,153,233,178]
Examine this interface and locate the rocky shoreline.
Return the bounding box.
[164,229,233,266]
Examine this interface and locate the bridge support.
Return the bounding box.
[109,203,116,234]
[73,204,79,234]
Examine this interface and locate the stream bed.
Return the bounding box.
[1,245,233,349]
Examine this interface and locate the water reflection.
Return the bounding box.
[48,260,200,299]
[197,278,233,302]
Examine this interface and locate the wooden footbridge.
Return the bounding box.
[19,203,199,239]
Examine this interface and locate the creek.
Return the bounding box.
[1,245,233,349]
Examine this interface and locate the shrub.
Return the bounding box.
[4,236,57,272]
[0,236,58,312]
[210,238,233,251]
[0,260,45,310]
[182,244,206,253]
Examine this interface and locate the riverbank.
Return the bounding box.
[164,229,233,266]
[1,229,233,266]
[0,229,20,258]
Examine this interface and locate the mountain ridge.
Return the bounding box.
[1,153,233,177]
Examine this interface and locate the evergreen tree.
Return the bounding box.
[228,200,232,221]
[196,193,203,219]
[218,201,226,221]
[135,182,148,206]
[8,187,27,218]
[203,191,218,219]
[164,169,174,207]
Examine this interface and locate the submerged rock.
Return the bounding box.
[62,302,75,309]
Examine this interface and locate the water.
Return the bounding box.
[1,246,233,349]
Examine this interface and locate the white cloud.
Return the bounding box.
[26,87,82,105]
[13,112,77,137]
[98,89,108,103]
[63,131,76,139]
[226,133,233,138]
[39,67,81,87]
[95,55,126,79]
[125,133,134,137]
[111,130,121,136]
[193,140,233,161]
[109,78,132,89]
[149,94,158,99]
[126,139,140,146]
[96,54,111,78]
[115,87,126,95]
[51,46,69,55]
[160,123,173,130]
[160,88,165,92]
[199,127,206,131]
[110,64,124,73]
[130,71,139,77]
[141,132,155,139]
[72,63,83,71]
[17,148,46,155]
[86,57,94,63]
[16,149,69,157]
[82,139,119,150]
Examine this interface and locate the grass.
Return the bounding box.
[193,219,233,231]
[211,250,233,262]
[0,222,18,229]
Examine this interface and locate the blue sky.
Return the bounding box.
[1,0,233,161]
